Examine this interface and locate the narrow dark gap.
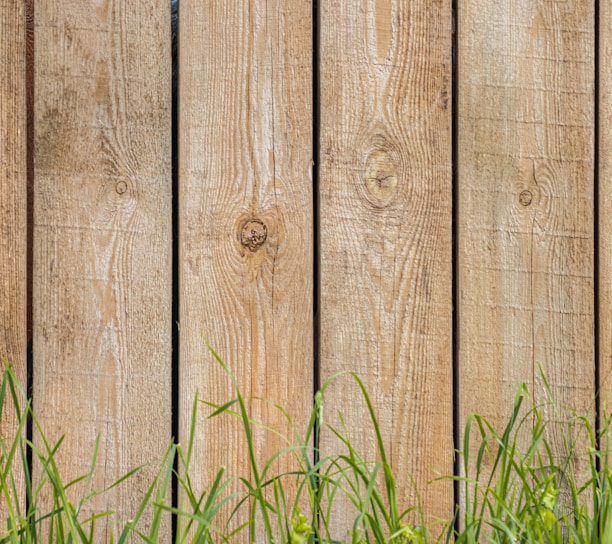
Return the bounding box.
[312,0,322,538]
[25,0,35,497]
[312,0,321,448]
[451,0,461,533]
[594,0,601,472]
[170,0,180,537]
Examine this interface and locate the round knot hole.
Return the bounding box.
[241,219,268,252]
[519,190,533,206]
[115,181,128,195]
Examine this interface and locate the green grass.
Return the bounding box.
[0,352,610,542]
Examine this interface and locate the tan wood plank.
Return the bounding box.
[32,1,172,539]
[178,0,313,537]
[458,0,594,501]
[0,0,28,519]
[319,0,454,538]
[600,0,612,410]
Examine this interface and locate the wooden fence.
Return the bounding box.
[0,0,606,541]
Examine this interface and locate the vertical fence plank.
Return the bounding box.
[33,1,172,538]
[0,0,28,517]
[600,0,612,408]
[319,0,453,537]
[458,0,594,494]
[178,0,313,535]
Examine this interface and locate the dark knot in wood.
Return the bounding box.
[241,219,267,252]
[519,190,533,206]
[115,181,128,195]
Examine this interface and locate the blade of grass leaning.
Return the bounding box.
[205,342,275,541]
[168,467,239,543]
[344,372,400,526]
[175,389,202,541]
[0,397,29,529]
[480,385,529,541]
[325,408,395,536]
[175,389,260,540]
[146,444,176,543]
[28,415,91,543]
[205,388,326,542]
[116,443,175,544]
[324,443,389,540]
[269,469,287,539]
[2,366,38,541]
[0,364,31,528]
[190,467,236,542]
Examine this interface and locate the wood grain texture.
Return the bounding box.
[458,0,594,496]
[178,0,313,536]
[319,0,453,537]
[0,0,28,519]
[600,0,612,409]
[32,1,172,539]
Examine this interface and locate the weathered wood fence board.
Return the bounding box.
[32,0,172,535]
[319,0,453,535]
[458,0,595,478]
[178,0,313,535]
[0,0,28,517]
[600,1,612,407]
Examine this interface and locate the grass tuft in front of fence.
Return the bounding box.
[0,353,611,543]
